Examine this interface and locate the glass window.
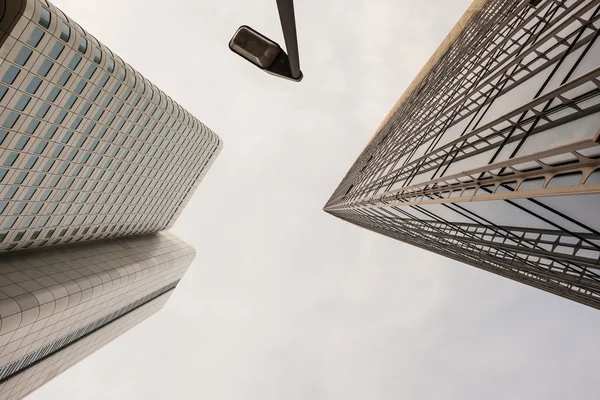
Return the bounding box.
[49,42,64,59]
[61,131,73,143]
[15,94,31,111]
[547,172,582,188]
[67,54,82,70]
[107,58,115,73]
[39,8,51,29]
[80,102,92,115]
[89,87,100,101]
[129,73,136,88]
[70,116,82,129]
[24,156,38,169]
[60,23,70,42]
[24,119,40,134]
[42,160,54,172]
[0,130,6,145]
[36,102,51,118]
[111,81,121,94]
[27,27,45,47]
[4,216,17,228]
[44,125,57,139]
[34,141,48,154]
[57,70,71,86]
[14,47,33,66]
[65,94,77,109]
[84,64,97,80]
[47,86,60,101]
[14,136,29,150]
[0,85,7,102]
[38,59,53,77]
[98,73,110,87]
[3,152,19,166]
[585,169,600,185]
[31,203,43,214]
[3,112,20,128]
[93,48,102,64]
[2,66,21,84]
[26,77,42,93]
[13,170,27,185]
[78,37,88,54]
[54,109,67,123]
[23,188,36,200]
[74,79,87,94]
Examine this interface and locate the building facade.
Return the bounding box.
[0,0,221,253]
[0,0,222,398]
[325,0,600,309]
[0,232,194,400]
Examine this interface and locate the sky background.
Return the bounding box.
[29,0,600,399]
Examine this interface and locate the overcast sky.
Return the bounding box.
[29,0,600,399]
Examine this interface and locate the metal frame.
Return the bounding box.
[326,0,600,310]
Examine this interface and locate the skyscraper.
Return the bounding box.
[0,0,221,398]
[325,0,600,309]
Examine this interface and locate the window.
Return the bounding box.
[60,23,70,42]
[14,47,33,66]
[54,109,67,123]
[24,119,41,134]
[118,67,126,81]
[15,95,31,111]
[93,48,102,64]
[44,125,57,139]
[38,59,53,76]
[67,54,82,70]
[57,70,71,86]
[3,152,18,167]
[65,94,77,109]
[39,8,51,29]
[98,73,110,87]
[107,57,115,73]
[89,87,100,101]
[26,77,42,93]
[70,116,83,129]
[80,102,92,116]
[23,188,36,200]
[74,79,87,94]
[14,136,29,150]
[3,112,20,128]
[4,186,19,200]
[0,85,7,102]
[61,131,73,143]
[34,141,48,154]
[24,156,38,169]
[129,73,136,88]
[49,42,64,59]
[547,172,582,188]
[78,37,88,54]
[27,27,45,47]
[2,66,21,84]
[47,86,60,102]
[36,102,51,118]
[84,64,97,79]
[0,130,6,146]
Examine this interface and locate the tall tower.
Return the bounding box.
[0,0,222,398]
[325,0,600,309]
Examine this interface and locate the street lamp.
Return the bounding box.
[229,0,303,82]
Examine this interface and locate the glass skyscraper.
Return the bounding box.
[0,0,221,398]
[325,0,600,309]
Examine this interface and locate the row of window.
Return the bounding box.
[0,222,168,250]
[0,68,213,165]
[33,2,206,135]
